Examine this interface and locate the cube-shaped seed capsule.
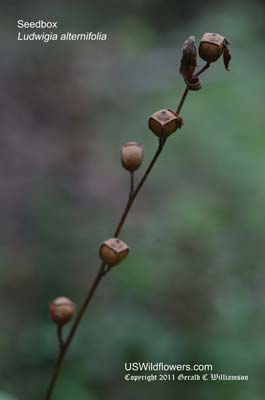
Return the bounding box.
[148,109,183,138]
[99,238,129,267]
[199,33,225,63]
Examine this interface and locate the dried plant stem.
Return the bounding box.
[46,262,106,399]
[45,143,166,400]
[46,140,166,399]
[114,137,165,238]
[176,62,210,114]
[176,87,189,114]
[57,326,64,350]
[45,63,210,400]
[129,172,134,200]
[196,62,210,77]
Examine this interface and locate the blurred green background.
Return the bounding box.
[1,0,265,399]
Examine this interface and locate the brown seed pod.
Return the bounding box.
[49,297,75,327]
[121,142,144,172]
[148,109,183,138]
[99,238,129,267]
[199,32,225,63]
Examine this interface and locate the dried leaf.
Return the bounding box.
[223,40,231,71]
[179,36,197,83]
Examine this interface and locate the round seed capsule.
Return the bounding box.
[49,297,75,327]
[121,142,144,172]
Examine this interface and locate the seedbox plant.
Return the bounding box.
[45,32,231,399]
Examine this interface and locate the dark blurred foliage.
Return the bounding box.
[0,0,265,399]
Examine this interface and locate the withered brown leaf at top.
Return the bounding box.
[179,35,197,83]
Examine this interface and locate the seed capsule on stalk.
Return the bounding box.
[49,297,75,327]
[148,109,183,138]
[199,32,225,63]
[121,142,144,172]
[99,238,129,267]
[199,32,232,72]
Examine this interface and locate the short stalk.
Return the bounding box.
[57,326,64,351]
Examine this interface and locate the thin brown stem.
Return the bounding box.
[114,138,165,238]
[46,262,106,399]
[45,61,211,399]
[176,86,189,114]
[129,172,134,200]
[195,62,210,77]
[104,170,135,277]
[176,62,210,114]
[45,140,165,400]
[57,326,64,351]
